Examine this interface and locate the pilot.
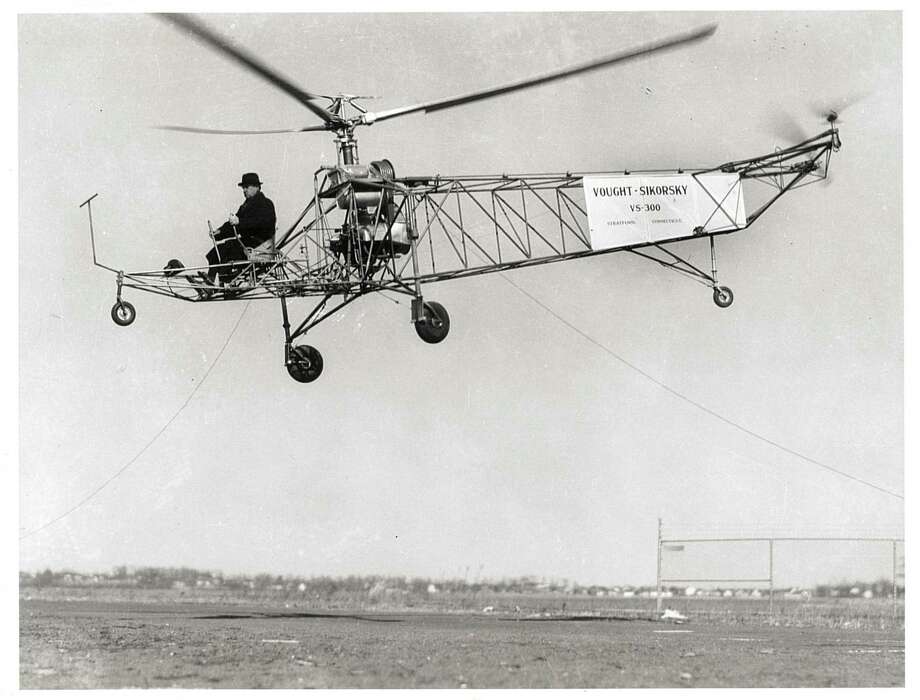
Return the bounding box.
[202,172,276,284]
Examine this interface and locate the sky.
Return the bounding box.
[15,10,905,589]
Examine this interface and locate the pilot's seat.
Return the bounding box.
[219,230,283,287]
[245,234,278,263]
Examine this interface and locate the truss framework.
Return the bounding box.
[87,128,839,345]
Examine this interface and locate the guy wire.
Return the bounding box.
[20,301,253,540]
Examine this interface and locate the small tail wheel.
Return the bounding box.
[111,300,136,326]
[287,345,324,383]
[415,301,450,344]
[713,286,734,308]
[163,259,184,277]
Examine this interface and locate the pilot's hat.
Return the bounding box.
[238,172,263,187]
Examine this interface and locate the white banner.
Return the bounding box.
[582,173,746,251]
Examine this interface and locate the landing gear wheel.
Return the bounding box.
[287,345,324,383]
[713,286,734,308]
[415,301,450,344]
[111,300,136,326]
[164,259,184,277]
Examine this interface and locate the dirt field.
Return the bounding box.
[20,597,903,688]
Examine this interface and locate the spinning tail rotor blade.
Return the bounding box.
[807,91,869,123]
[156,13,340,126]
[766,110,810,145]
[154,124,331,135]
[368,23,717,124]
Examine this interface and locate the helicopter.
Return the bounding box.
[82,14,841,384]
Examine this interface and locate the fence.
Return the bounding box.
[655,519,904,615]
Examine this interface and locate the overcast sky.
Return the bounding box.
[16,10,903,587]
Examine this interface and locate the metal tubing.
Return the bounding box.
[709,235,718,286]
[495,191,562,256]
[656,518,663,615]
[405,193,424,316]
[96,129,838,312]
[80,193,118,273]
[457,190,468,268]
[491,190,502,264]
[289,293,339,340]
[80,194,100,265]
[280,296,291,343]
[424,199,437,273]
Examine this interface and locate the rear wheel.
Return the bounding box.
[287,345,323,383]
[415,301,450,344]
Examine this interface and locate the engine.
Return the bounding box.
[323,159,411,260]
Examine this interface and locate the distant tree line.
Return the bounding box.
[18,567,903,598]
[813,580,900,598]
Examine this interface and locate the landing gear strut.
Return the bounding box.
[708,235,733,308]
[280,295,325,382]
[111,271,136,326]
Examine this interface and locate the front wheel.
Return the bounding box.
[415,301,450,344]
[713,286,734,308]
[111,300,136,326]
[287,345,323,383]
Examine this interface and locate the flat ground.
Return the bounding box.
[20,598,904,688]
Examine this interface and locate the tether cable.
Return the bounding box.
[20,301,253,540]
[497,271,903,501]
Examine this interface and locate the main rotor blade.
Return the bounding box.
[156,13,340,126]
[155,124,330,135]
[368,23,718,124]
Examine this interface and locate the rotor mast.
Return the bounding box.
[326,95,373,166]
[336,128,359,166]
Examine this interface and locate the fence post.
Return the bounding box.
[656,518,663,616]
[769,539,774,617]
[892,539,897,600]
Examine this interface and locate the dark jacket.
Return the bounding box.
[234,191,276,247]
